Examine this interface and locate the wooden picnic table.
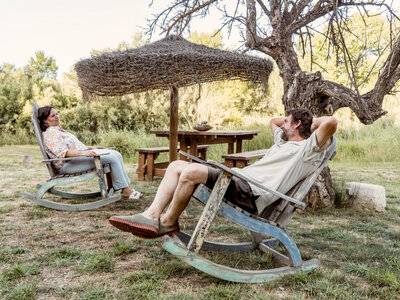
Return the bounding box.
[150,130,260,161]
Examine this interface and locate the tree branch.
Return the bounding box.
[166,0,218,35]
[319,79,387,124]
[286,1,392,35]
[366,34,400,102]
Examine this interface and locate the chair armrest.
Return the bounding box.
[178,150,305,210]
[42,152,110,163]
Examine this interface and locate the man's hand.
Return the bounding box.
[270,117,285,131]
[311,116,338,147]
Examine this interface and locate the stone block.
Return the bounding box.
[346,182,386,212]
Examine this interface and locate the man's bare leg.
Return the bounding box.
[160,163,208,227]
[142,162,208,227]
[109,160,209,236]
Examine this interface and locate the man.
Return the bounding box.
[109,109,337,238]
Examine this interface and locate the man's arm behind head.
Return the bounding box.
[311,116,338,147]
[270,117,285,131]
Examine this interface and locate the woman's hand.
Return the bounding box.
[82,150,96,157]
[65,150,96,157]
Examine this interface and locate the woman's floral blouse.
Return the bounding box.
[42,126,87,170]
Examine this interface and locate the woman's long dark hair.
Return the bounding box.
[38,106,54,132]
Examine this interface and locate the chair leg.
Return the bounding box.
[93,156,107,198]
[137,153,146,181]
[106,172,113,191]
[187,172,232,253]
[23,171,122,211]
[146,154,155,182]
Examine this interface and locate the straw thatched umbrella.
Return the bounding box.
[75,35,273,161]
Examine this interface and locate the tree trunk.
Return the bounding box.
[283,71,336,209]
[302,166,335,209]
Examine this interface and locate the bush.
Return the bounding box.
[0,129,35,146]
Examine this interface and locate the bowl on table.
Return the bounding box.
[193,122,213,131]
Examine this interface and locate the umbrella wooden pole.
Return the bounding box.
[169,85,179,162]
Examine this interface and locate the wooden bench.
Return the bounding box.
[222,149,267,168]
[136,145,209,181]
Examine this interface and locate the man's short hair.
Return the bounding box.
[287,108,313,139]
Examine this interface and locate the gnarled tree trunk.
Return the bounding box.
[147,0,400,209]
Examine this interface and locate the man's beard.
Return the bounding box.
[281,128,294,141]
[281,130,288,141]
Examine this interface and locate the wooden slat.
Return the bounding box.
[135,144,209,154]
[259,243,290,266]
[222,149,267,160]
[162,235,320,283]
[169,85,179,162]
[187,172,232,253]
[150,130,260,136]
[177,231,279,252]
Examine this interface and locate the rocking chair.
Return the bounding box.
[162,137,337,283]
[21,103,121,211]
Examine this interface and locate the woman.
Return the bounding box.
[38,106,142,200]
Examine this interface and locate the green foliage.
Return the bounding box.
[112,240,140,256]
[1,265,40,282]
[4,281,38,300]
[59,93,170,134]
[78,251,114,273]
[26,207,48,219]
[298,13,394,92]
[26,50,58,79]
[200,284,245,299]
[208,223,246,235]
[188,30,224,48]
[334,116,400,163]
[45,247,82,265]
[78,287,114,300]
[0,65,32,132]
[122,270,164,300]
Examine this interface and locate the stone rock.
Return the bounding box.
[346,182,386,212]
[22,155,32,164]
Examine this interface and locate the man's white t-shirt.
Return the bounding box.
[234,127,332,213]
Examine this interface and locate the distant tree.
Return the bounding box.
[26,50,58,79]
[0,64,32,131]
[188,30,224,48]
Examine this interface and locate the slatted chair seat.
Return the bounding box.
[162,138,337,283]
[22,102,121,211]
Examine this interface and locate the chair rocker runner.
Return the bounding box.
[21,103,121,211]
[162,138,337,283]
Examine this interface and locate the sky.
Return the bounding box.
[0,0,231,80]
[1,1,398,81]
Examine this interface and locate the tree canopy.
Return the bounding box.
[26,50,58,79]
[146,0,400,124]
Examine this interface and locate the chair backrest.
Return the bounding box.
[259,136,338,227]
[31,102,59,177]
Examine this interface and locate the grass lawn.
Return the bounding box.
[0,145,399,299]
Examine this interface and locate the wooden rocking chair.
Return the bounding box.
[162,138,337,283]
[21,103,121,211]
